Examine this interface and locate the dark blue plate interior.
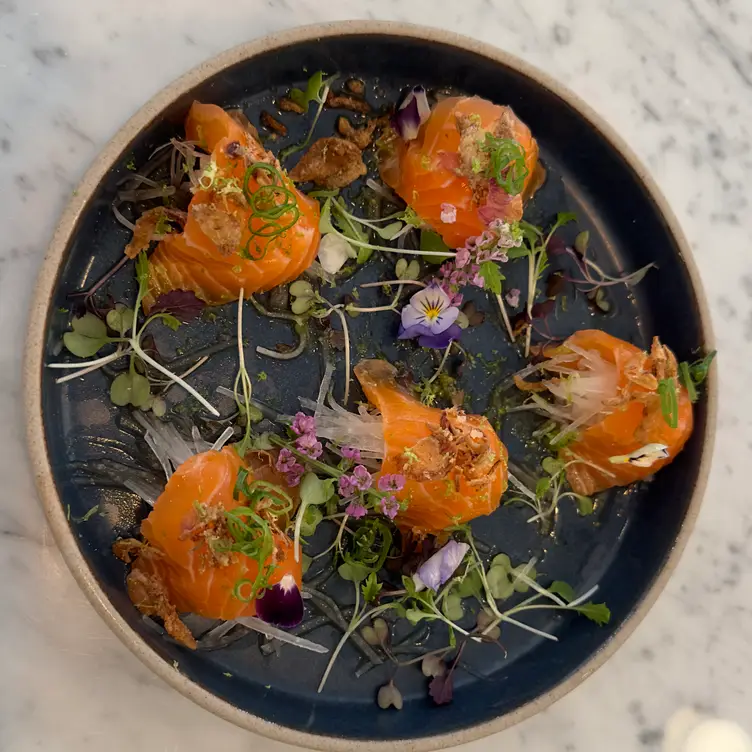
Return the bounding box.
[40,34,709,743]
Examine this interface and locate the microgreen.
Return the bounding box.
[657,377,679,429]
[678,351,716,403]
[50,253,219,415]
[478,260,505,295]
[233,292,255,456]
[480,134,528,196]
[281,72,338,161]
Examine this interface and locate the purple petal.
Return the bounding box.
[393,86,430,141]
[416,324,462,349]
[255,573,303,628]
[416,540,469,592]
[398,322,432,340]
[346,501,367,519]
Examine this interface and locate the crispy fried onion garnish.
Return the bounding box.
[397,408,500,487]
[123,207,187,259]
[623,336,678,397]
[190,202,243,256]
[112,539,196,649]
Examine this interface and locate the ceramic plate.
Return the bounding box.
[25,22,715,752]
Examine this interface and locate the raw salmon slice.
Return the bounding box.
[141,447,301,621]
[541,330,694,496]
[141,103,320,309]
[380,96,539,248]
[355,359,508,535]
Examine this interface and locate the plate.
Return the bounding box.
[25,21,716,752]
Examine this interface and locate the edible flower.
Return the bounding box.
[398,284,462,350]
[608,443,670,468]
[393,85,430,141]
[275,447,305,487]
[378,474,406,493]
[345,501,368,519]
[255,572,304,629]
[341,446,361,461]
[380,495,400,520]
[414,540,470,592]
[338,464,373,497]
[440,203,457,224]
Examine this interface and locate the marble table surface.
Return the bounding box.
[1,1,750,750]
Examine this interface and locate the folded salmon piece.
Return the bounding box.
[520,329,694,496]
[355,359,508,536]
[379,95,539,248]
[129,102,320,310]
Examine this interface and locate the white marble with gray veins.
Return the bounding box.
[0,1,750,750]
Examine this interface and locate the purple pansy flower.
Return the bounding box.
[341,446,361,461]
[393,85,431,141]
[380,495,400,520]
[291,412,316,437]
[398,284,462,350]
[255,572,304,629]
[378,474,406,493]
[345,501,368,519]
[414,540,470,592]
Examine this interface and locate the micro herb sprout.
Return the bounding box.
[678,350,716,403]
[657,377,679,429]
[233,291,254,456]
[48,252,220,416]
[281,71,338,161]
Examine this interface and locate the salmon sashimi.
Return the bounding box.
[521,330,694,496]
[354,359,508,535]
[139,102,320,309]
[380,96,539,248]
[137,447,302,625]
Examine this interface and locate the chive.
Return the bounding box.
[657,377,679,428]
[678,361,698,403]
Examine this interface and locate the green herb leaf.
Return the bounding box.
[289,71,326,110]
[574,494,594,516]
[300,504,323,537]
[548,581,576,603]
[688,350,716,385]
[160,313,181,331]
[338,561,371,583]
[575,601,611,626]
[106,305,135,335]
[535,477,551,499]
[487,565,514,600]
[574,230,590,255]
[657,377,679,429]
[420,230,452,264]
[456,568,483,598]
[541,457,565,477]
[361,572,383,603]
[553,211,577,229]
[678,361,698,403]
[110,371,151,408]
[299,472,329,506]
[478,261,504,295]
[442,592,464,621]
[63,314,110,358]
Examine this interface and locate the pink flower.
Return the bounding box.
[285,467,304,487]
[341,446,361,461]
[352,465,373,492]
[345,501,367,519]
[380,495,400,520]
[505,288,521,307]
[440,203,457,224]
[291,412,316,437]
[338,474,357,498]
[295,432,323,459]
[472,272,485,288]
[455,247,471,269]
[378,474,406,492]
[276,448,298,474]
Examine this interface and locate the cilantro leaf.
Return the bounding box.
[361,572,383,603]
[478,261,504,295]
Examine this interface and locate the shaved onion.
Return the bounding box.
[112,202,136,231]
[299,395,384,456]
[117,186,176,203]
[191,425,211,454]
[210,426,235,452]
[123,478,160,506]
[365,178,399,203]
[234,616,329,654]
[316,362,335,414]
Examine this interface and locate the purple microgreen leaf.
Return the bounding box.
[150,289,206,322]
[428,671,454,705]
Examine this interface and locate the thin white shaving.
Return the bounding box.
[233,616,329,654]
[123,478,159,506]
[316,362,335,415]
[211,426,235,452]
[299,396,384,457]
[192,425,211,454]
